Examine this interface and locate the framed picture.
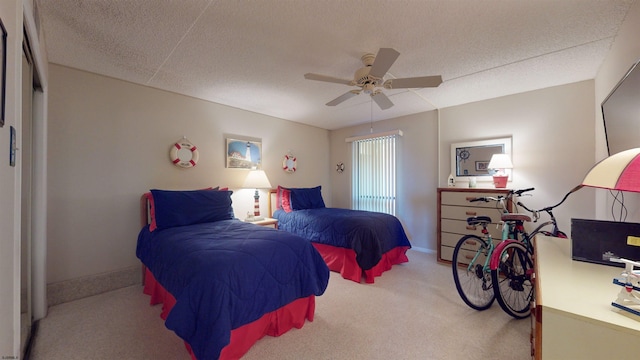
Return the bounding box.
[475,161,489,172]
[226,136,262,169]
[0,18,6,127]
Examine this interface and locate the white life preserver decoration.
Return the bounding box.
[282,153,297,173]
[170,138,199,168]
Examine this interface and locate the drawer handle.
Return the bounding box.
[466,225,476,230]
[464,240,477,246]
[466,211,477,216]
[464,254,474,260]
[465,196,476,201]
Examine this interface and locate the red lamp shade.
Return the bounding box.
[581,148,640,192]
[488,153,513,189]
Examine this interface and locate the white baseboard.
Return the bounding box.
[409,246,435,254]
[47,265,140,307]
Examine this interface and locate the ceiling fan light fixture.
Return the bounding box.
[304,47,442,110]
[354,67,372,85]
[363,83,376,94]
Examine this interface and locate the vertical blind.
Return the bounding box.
[348,131,401,215]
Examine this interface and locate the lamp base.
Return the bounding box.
[245,215,265,222]
[493,175,509,188]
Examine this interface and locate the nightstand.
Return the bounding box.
[245,217,278,228]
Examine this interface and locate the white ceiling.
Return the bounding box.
[35,0,635,130]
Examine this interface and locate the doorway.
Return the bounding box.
[21,28,42,358]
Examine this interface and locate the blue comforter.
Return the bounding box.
[136,219,330,360]
[273,208,411,270]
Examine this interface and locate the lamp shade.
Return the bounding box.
[488,153,513,169]
[581,148,640,192]
[242,169,272,189]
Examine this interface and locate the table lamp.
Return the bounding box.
[242,169,272,221]
[488,153,513,188]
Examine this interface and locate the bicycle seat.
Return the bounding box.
[467,216,492,226]
[501,214,531,222]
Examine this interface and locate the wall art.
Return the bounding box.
[226,136,262,169]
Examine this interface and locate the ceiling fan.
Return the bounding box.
[304,48,442,110]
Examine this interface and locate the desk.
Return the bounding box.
[533,235,640,359]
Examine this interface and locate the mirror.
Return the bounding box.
[450,137,512,182]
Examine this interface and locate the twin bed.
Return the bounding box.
[137,189,330,359]
[136,186,411,359]
[269,186,411,284]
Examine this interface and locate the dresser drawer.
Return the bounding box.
[441,233,502,262]
[441,191,510,208]
[440,204,504,221]
[441,231,464,248]
[451,245,490,266]
[440,245,455,262]
[441,218,505,239]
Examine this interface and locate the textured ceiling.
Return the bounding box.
[36,0,635,130]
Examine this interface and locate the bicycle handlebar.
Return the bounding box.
[511,187,534,196]
[517,187,575,214]
[468,188,535,203]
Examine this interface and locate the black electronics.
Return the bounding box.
[571,218,640,267]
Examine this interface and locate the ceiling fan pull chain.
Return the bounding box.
[370,98,374,133]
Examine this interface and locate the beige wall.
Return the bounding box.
[329,111,440,251]
[594,0,640,221]
[439,80,597,240]
[46,65,330,283]
[331,80,598,252]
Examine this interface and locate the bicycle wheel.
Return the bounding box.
[491,241,533,319]
[452,234,495,310]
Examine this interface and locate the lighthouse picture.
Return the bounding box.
[226,137,262,169]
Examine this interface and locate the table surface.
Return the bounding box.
[536,235,640,334]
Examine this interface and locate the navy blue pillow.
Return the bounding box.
[290,186,325,210]
[150,189,235,230]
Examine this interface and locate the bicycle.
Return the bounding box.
[451,188,534,311]
[489,189,572,318]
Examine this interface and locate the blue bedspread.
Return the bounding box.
[136,219,330,360]
[273,208,411,270]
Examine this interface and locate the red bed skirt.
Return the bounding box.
[311,244,410,283]
[142,268,316,360]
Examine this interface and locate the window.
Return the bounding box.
[348,130,401,215]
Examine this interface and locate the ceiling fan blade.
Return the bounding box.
[304,73,353,85]
[383,75,443,89]
[326,90,360,106]
[369,48,400,78]
[371,91,394,110]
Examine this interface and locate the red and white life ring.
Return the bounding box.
[170,138,199,168]
[283,154,297,173]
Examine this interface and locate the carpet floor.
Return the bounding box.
[30,250,530,359]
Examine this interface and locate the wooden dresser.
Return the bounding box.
[437,187,512,263]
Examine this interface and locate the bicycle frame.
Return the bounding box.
[491,190,573,270]
[465,224,496,274]
[467,188,536,271]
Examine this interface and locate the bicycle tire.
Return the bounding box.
[491,241,534,319]
[452,234,495,310]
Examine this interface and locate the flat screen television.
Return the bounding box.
[602,58,640,156]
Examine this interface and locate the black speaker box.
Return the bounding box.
[571,218,640,267]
